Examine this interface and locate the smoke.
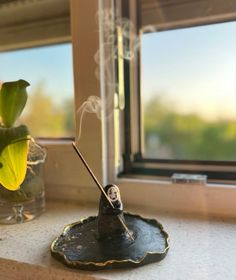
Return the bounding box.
[76,96,101,141]
[76,8,148,142]
[97,9,141,61]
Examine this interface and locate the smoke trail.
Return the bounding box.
[76,8,151,141]
[76,96,101,142]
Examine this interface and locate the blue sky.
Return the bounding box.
[141,21,236,121]
[0,43,74,105]
[1,21,236,121]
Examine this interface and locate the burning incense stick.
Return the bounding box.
[72,142,134,241]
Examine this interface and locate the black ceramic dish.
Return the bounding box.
[51,212,169,270]
[51,185,169,270]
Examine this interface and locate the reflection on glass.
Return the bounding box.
[0,44,75,137]
[142,22,236,161]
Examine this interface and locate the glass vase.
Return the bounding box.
[0,140,46,224]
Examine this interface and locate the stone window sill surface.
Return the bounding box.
[0,201,236,280]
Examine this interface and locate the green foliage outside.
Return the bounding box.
[21,83,75,138]
[18,84,236,161]
[144,96,236,161]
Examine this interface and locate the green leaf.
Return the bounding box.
[0,79,30,127]
[0,125,30,154]
[0,139,29,191]
[0,125,30,191]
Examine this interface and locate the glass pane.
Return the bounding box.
[0,44,75,137]
[142,22,236,161]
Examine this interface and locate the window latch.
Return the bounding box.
[171,173,207,185]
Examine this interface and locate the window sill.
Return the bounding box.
[115,178,236,219]
[45,177,236,219]
[0,200,236,280]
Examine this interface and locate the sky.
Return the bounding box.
[0,43,74,105]
[141,21,236,121]
[1,21,236,122]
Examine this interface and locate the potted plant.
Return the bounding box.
[0,79,46,224]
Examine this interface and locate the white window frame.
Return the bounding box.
[44,0,104,203]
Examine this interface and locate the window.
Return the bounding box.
[44,0,236,217]
[0,0,87,194]
[111,0,236,183]
[142,22,236,162]
[0,44,75,137]
[0,0,74,138]
[1,0,235,215]
[1,0,234,215]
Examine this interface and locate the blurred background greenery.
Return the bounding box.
[20,82,75,138]
[144,96,236,161]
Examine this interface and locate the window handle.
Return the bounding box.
[171,173,207,185]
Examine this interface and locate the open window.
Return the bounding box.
[110,0,236,184]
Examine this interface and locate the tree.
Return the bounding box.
[20,83,74,137]
[143,95,236,161]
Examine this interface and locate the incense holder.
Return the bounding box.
[51,213,169,270]
[51,184,169,270]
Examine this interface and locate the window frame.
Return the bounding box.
[0,0,104,202]
[45,0,104,200]
[117,0,236,184]
[101,0,236,218]
[2,0,236,217]
[0,0,71,51]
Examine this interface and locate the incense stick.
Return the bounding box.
[72,142,134,241]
